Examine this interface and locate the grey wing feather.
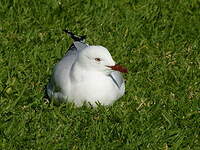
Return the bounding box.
[74,41,89,51]
[65,44,77,56]
[64,29,89,55]
[65,41,89,56]
[110,71,124,89]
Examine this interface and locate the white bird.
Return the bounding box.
[47,30,128,106]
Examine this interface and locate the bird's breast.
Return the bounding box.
[69,71,123,105]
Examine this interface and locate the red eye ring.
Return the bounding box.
[95,58,101,62]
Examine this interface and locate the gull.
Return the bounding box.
[47,30,128,106]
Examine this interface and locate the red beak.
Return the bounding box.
[107,64,128,73]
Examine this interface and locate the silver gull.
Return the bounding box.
[47,30,128,106]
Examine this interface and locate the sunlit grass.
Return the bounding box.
[0,0,200,149]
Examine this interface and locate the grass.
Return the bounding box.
[0,0,200,149]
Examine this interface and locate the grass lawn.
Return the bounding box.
[0,0,200,149]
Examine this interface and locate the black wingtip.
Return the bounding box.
[63,29,86,42]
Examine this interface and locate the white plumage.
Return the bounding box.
[47,30,127,106]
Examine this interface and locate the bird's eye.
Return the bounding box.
[95,58,101,62]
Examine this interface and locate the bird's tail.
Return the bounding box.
[63,29,86,42]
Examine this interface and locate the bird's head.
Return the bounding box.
[77,46,128,75]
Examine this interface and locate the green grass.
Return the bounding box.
[1,0,200,149]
